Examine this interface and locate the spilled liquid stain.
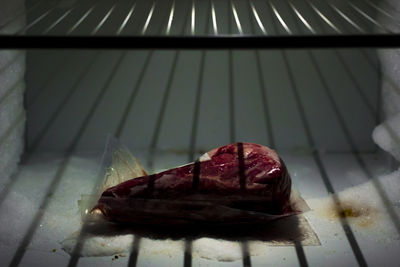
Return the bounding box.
[318,199,379,228]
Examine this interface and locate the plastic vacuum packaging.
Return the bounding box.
[63,138,319,258]
[93,142,306,225]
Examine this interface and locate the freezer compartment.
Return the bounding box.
[0,48,399,266]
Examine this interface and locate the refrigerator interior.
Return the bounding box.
[1,0,400,266]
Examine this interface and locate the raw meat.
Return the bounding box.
[93,142,295,224]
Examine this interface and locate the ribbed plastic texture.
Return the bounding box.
[0,0,26,185]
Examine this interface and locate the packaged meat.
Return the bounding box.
[93,142,303,225]
[63,139,318,258]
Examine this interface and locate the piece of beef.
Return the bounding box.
[94,142,294,224]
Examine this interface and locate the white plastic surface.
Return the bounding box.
[0,151,399,266]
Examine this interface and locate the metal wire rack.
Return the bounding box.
[1,0,400,47]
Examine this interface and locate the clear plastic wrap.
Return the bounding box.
[64,137,320,258]
[77,136,147,222]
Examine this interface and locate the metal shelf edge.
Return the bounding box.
[1,34,400,49]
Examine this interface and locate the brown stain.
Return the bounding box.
[318,199,378,228]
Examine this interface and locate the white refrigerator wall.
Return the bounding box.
[0,0,26,183]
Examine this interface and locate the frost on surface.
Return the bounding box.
[62,141,319,259]
[373,113,400,162]
[1,150,399,262]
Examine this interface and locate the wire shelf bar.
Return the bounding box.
[328,3,366,33]
[117,3,136,35]
[289,0,316,34]
[166,1,175,35]
[270,1,293,34]
[91,3,117,35]
[211,0,218,34]
[348,1,389,32]
[66,4,98,35]
[306,0,341,33]
[0,0,398,48]
[142,2,156,35]
[231,0,244,34]
[42,8,74,34]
